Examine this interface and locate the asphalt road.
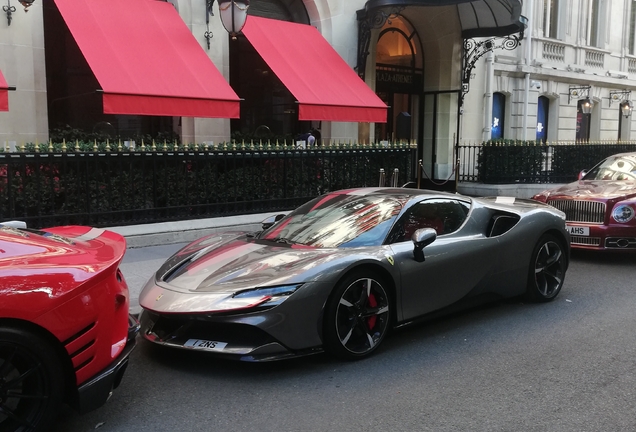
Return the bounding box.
[53,248,636,432]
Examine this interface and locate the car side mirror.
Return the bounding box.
[578,170,587,180]
[261,214,286,230]
[412,228,437,262]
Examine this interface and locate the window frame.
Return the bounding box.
[491,92,506,140]
[385,198,471,245]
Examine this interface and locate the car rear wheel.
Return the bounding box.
[323,271,391,360]
[525,234,566,302]
[0,327,63,432]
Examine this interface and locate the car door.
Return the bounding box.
[387,198,500,321]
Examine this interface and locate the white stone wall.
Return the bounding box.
[464,0,636,144]
[0,2,47,146]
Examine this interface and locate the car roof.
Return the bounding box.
[343,187,464,200]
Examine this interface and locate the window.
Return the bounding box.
[537,96,549,143]
[492,93,505,140]
[542,0,560,39]
[576,100,592,142]
[630,1,636,55]
[386,199,471,244]
[588,0,606,48]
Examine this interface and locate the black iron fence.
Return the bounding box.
[0,141,416,228]
[458,140,636,184]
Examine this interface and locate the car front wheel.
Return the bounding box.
[323,271,391,360]
[0,327,64,432]
[525,234,567,302]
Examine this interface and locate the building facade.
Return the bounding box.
[0,0,527,181]
[468,0,636,145]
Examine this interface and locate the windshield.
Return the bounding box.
[584,154,636,181]
[259,192,407,248]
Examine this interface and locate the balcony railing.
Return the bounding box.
[584,49,605,69]
[542,41,566,63]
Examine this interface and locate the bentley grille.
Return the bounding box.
[547,199,606,224]
[571,236,601,246]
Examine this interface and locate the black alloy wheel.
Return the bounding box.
[0,328,63,432]
[324,271,391,360]
[526,234,567,302]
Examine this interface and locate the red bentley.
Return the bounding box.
[0,223,138,431]
[533,152,636,250]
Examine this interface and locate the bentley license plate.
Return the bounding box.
[184,339,228,351]
[567,225,590,236]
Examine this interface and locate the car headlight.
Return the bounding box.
[612,205,635,223]
[214,284,302,312]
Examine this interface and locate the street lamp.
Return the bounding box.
[211,0,249,39]
[580,97,593,115]
[18,0,33,10]
[621,100,633,118]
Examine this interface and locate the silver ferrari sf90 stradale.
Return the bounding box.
[139,188,570,361]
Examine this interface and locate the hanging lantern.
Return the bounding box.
[580,98,593,115]
[18,0,33,12]
[621,100,633,118]
[218,0,250,39]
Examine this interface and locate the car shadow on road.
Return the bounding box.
[570,249,636,266]
[136,295,547,378]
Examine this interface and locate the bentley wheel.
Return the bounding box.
[0,327,63,432]
[324,271,391,360]
[525,234,566,302]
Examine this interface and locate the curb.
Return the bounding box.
[106,211,289,248]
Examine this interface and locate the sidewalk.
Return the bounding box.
[107,211,284,248]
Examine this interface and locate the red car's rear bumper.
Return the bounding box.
[74,315,140,414]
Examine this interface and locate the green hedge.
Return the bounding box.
[0,143,415,228]
[477,140,636,184]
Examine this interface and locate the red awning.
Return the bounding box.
[0,70,9,112]
[53,0,240,118]
[242,17,387,123]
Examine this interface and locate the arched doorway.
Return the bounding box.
[229,0,311,142]
[374,16,423,144]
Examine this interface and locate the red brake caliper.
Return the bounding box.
[367,293,377,330]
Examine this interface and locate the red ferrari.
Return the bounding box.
[533,152,636,250]
[0,223,138,431]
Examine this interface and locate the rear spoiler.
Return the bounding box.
[0,221,27,229]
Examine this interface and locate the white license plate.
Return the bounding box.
[567,225,590,236]
[184,339,228,351]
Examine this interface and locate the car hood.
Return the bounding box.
[545,180,636,201]
[154,232,355,294]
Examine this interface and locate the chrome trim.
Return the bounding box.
[570,236,601,246]
[605,237,636,249]
[547,200,605,224]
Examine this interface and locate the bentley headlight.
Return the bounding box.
[612,205,635,223]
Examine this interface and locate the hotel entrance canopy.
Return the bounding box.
[359,0,525,38]
[53,0,240,118]
[242,16,387,123]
